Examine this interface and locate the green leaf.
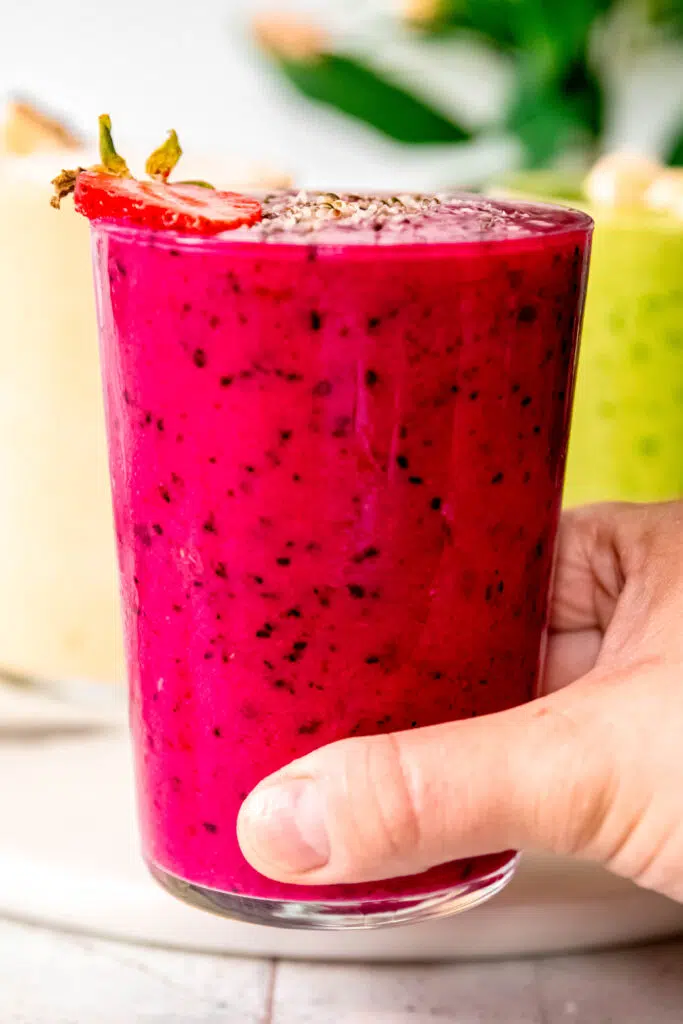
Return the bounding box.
[666,120,683,165]
[507,58,604,167]
[425,0,613,65]
[276,54,471,145]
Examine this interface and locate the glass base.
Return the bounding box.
[149,856,519,931]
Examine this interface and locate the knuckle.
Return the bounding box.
[360,733,422,864]
[525,702,615,857]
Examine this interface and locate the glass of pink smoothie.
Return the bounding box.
[91,191,592,929]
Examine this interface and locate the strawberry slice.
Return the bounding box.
[73,171,262,235]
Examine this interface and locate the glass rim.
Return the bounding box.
[89,189,594,260]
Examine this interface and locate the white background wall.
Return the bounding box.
[1,0,682,190]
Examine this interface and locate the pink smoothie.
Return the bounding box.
[92,192,592,911]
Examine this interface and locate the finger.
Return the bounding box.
[237,683,612,886]
[549,502,628,634]
[542,628,602,693]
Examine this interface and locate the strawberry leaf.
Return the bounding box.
[94,114,130,177]
[146,130,183,182]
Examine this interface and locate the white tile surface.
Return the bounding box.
[0,918,271,1024]
[536,941,683,1024]
[271,960,544,1023]
[1,916,682,1024]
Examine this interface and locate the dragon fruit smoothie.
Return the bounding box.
[92,192,592,929]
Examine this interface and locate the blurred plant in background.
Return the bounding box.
[254,0,683,174]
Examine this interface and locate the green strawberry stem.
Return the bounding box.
[146,129,183,182]
[174,179,215,189]
[94,114,130,177]
[50,116,215,209]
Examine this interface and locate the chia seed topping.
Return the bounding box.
[234,190,591,245]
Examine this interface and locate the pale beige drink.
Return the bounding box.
[0,103,290,686]
[0,151,123,683]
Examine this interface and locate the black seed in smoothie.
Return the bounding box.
[182,302,192,313]
[365,369,380,389]
[408,476,424,486]
[134,524,152,548]
[220,375,233,388]
[253,575,264,585]
[310,310,323,331]
[244,465,255,474]
[279,430,292,443]
[533,425,541,435]
[430,497,442,511]
[535,541,544,558]
[348,584,365,599]
[368,316,381,330]
[159,486,171,504]
[172,603,182,614]
[518,304,538,324]
[523,471,532,484]
[152,523,163,535]
[396,454,409,469]
[214,563,228,579]
[485,584,493,602]
[203,651,214,661]
[286,607,302,618]
[353,546,379,563]
[144,412,153,426]
[193,348,207,368]
[521,396,532,407]
[256,629,272,639]
[365,655,380,665]
[469,390,479,401]
[276,557,291,567]
[491,472,504,485]
[313,380,333,398]
[497,580,505,594]
[203,515,218,534]
[213,727,222,738]
[202,822,218,834]
[298,720,322,735]
[292,474,301,483]
[274,679,296,695]
[193,581,204,589]
[332,416,352,438]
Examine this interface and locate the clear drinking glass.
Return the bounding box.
[91,193,592,929]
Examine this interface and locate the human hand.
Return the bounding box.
[237,502,683,903]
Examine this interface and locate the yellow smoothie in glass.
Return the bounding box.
[492,166,683,506]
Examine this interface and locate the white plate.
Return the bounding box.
[0,712,682,961]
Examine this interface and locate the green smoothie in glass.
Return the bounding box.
[493,161,683,506]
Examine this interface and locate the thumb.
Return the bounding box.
[237,683,612,886]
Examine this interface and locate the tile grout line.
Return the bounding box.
[532,960,551,1024]
[261,958,278,1024]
